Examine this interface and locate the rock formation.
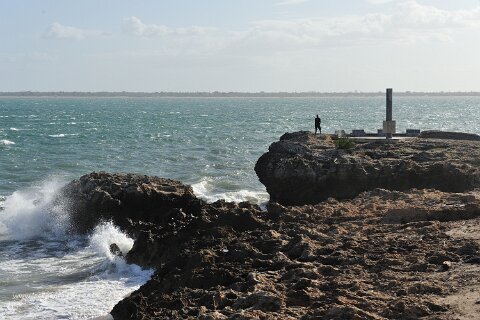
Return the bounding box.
[59,172,203,234]
[255,131,480,205]
[418,130,480,141]
[110,188,480,319]
[57,131,480,319]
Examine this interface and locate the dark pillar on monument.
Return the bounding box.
[386,88,392,121]
[383,88,396,139]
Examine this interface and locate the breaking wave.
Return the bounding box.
[0,180,153,319]
[0,139,15,145]
[192,178,269,205]
[0,178,69,240]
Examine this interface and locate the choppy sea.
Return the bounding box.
[1,96,480,319]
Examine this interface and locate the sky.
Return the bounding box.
[1,0,480,92]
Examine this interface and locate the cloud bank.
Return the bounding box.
[44,22,106,40]
[236,1,480,49]
[122,16,215,37]
[115,1,480,57]
[43,1,480,48]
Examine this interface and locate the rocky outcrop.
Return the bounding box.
[59,172,203,233]
[255,131,480,205]
[418,130,480,141]
[54,135,480,319]
[125,200,265,268]
[111,188,480,319]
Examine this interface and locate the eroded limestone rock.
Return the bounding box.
[255,131,480,205]
[59,171,203,233]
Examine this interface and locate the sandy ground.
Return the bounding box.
[435,219,480,319]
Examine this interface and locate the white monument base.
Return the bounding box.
[383,120,396,135]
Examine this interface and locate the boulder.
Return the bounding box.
[255,131,480,205]
[59,172,203,233]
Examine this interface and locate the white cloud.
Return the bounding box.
[44,22,106,40]
[122,16,169,36]
[111,1,480,60]
[275,0,310,6]
[122,16,215,37]
[230,0,480,50]
[394,1,480,29]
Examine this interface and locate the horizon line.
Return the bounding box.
[2,90,480,97]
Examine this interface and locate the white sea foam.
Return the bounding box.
[48,133,79,138]
[0,223,152,319]
[0,139,15,145]
[88,222,134,263]
[192,178,269,205]
[8,127,31,131]
[2,273,148,319]
[0,188,153,319]
[0,178,69,240]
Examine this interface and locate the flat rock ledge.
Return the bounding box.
[255,131,480,206]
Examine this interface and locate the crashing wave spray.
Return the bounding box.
[192,177,269,205]
[0,177,70,240]
[0,179,154,319]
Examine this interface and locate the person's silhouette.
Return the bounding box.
[315,115,321,135]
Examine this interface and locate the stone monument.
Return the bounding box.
[383,88,396,139]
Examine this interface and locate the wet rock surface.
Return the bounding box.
[59,172,203,233]
[255,131,480,205]
[110,188,480,319]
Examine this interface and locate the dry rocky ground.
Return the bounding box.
[108,188,480,319]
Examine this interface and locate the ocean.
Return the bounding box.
[1,96,480,319]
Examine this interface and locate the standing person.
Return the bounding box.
[315,115,321,135]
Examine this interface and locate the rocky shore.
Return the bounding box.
[60,132,480,319]
[255,131,480,205]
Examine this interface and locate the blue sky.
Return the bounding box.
[1,0,480,92]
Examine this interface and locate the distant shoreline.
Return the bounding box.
[1,91,480,98]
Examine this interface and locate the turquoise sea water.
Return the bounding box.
[1,96,480,319]
[2,96,480,202]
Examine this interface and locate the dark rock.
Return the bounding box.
[232,291,284,312]
[465,256,480,264]
[456,242,479,256]
[110,243,123,257]
[418,130,480,141]
[54,152,480,319]
[109,186,480,319]
[255,131,480,205]
[58,171,203,233]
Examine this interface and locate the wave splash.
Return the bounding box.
[0,221,153,319]
[0,180,154,319]
[0,139,15,145]
[0,177,69,240]
[192,178,269,205]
